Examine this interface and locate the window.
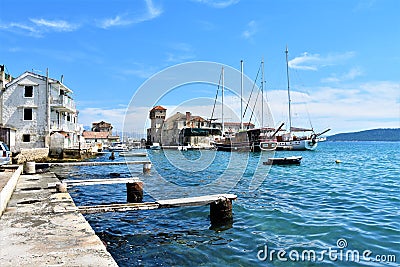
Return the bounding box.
[23,108,33,120]
[24,86,33,97]
[22,134,31,142]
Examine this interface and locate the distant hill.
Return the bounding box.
[328,128,400,141]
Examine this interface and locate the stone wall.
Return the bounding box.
[14,148,49,164]
[49,132,65,158]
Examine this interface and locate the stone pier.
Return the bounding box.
[0,168,118,266]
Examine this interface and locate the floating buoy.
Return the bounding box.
[335,160,342,164]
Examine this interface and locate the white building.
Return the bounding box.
[0,68,81,152]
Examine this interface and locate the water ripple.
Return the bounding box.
[62,142,400,266]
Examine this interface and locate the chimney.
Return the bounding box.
[186,112,191,127]
[61,74,64,83]
[0,65,5,91]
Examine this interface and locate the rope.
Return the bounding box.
[243,62,262,118]
[210,70,223,122]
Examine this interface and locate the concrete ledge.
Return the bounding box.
[0,165,22,217]
[0,171,118,266]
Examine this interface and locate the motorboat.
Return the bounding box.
[263,156,302,165]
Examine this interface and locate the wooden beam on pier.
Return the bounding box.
[157,194,237,208]
[48,161,151,167]
[48,177,142,188]
[78,202,160,214]
[77,194,237,214]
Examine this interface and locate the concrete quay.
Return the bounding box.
[0,167,118,267]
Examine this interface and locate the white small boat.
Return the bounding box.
[150,142,161,150]
[108,142,129,152]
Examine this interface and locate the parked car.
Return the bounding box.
[0,141,11,165]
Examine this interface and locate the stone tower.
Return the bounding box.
[147,106,166,144]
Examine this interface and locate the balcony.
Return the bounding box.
[51,121,80,133]
[50,95,76,113]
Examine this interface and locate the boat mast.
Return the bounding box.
[240,60,243,131]
[261,58,264,128]
[285,46,292,137]
[222,66,225,135]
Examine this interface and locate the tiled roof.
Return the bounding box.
[151,105,167,111]
[224,122,255,127]
[190,116,205,122]
[82,131,110,139]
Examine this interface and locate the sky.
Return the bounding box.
[1,0,399,135]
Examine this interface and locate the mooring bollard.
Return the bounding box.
[126,182,143,203]
[210,197,233,226]
[143,163,152,174]
[56,183,68,193]
[24,161,36,174]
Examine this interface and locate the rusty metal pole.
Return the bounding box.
[143,163,151,174]
[56,182,68,193]
[126,182,143,203]
[210,197,233,226]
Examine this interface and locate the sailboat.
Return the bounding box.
[215,60,279,152]
[276,47,330,151]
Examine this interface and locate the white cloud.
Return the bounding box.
[267,81,400,134]
[99,0,162,29]
[0,22,42,37]
[122,66,160,79]
[80,79,400,137]
[289,51,355,71]
[165,43,196,63]
[79,107,127,132]
[100,15,130,28]
[194,0,240,8]
[0,18,78,37]
[145,0,163,18]
[322,67,364,83]
[242,20,257,40]
[30,18,78,32]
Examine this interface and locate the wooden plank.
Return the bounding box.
[78,202,159,214]
[49,161,151,167]
[48,178,141,188]
[76,194,238,214]
[48,177,142,188]
[66,178,142,186]
[157,194,237,208]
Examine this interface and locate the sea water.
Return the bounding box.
[63,142,400,266]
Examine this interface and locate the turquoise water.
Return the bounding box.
[64,142,400,266]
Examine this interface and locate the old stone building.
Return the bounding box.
[146,105,166,145]
[82,121,119,148]
[0,68,81,152]
[91,120,113,134]
[147,106,223,147]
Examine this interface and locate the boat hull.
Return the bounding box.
[260,141,278,151]
[263,156,302,165]
[276,139,317,151]
[216,141,262,152]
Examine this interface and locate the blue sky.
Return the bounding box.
[1,0,399,135]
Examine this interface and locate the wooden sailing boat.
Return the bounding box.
[215,60,279,152]
[276,46,330,151]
